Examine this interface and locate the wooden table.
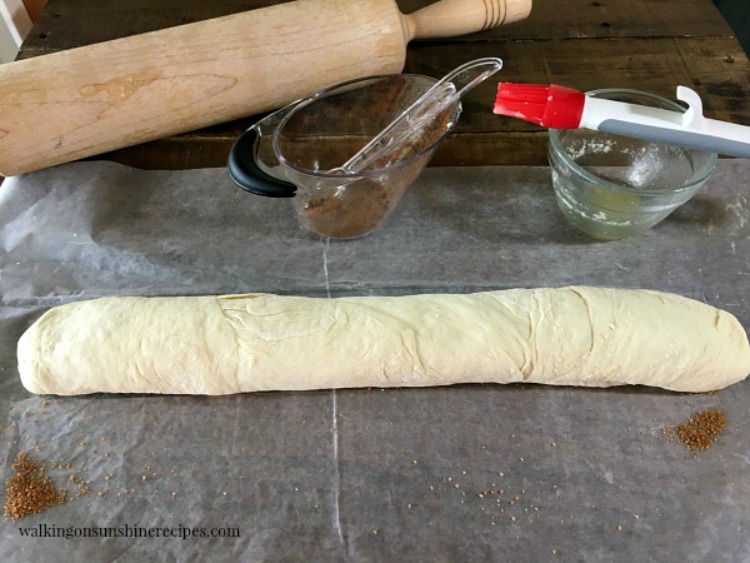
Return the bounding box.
[18,0,750,168]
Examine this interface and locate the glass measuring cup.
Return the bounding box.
[227,74,462,239]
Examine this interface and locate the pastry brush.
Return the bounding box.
[493,83,750,158]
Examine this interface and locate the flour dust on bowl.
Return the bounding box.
[548,89,717,240]
[227,74,463,239]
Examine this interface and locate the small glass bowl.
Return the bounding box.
[548,89,717,240]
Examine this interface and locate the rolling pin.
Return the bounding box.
[0,0,532,176]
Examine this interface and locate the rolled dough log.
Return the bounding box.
[17,286,750,395]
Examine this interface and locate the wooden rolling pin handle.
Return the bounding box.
[403,0,532,40]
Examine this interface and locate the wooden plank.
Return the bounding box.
[19,0,734,58]
[403,0,735,41]
[676,38,750,126]
[407,37,750,130]
[16,0,749,168]
[81,35,749,169]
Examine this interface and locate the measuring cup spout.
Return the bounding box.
[227,109,298,198]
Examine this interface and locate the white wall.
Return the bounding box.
[0,0,32,63]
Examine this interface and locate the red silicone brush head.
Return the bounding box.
[493,83,585,129]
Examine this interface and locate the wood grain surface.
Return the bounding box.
[18,0,750,168]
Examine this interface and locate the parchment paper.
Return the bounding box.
[1,161,749,562]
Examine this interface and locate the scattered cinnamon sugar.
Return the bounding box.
[477,489,504,498]
[4,452,67,520]
[667,407,727,452]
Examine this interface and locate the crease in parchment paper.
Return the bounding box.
[322,236,346,551]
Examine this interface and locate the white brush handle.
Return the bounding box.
[580,87,750,158]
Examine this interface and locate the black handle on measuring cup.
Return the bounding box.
[227,128,297,198]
